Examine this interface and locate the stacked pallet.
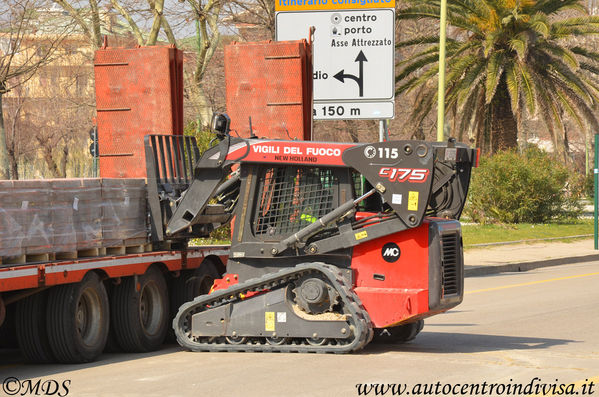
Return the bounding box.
[0,178,148,261]
[0,180,53,258]
[101,179,147,251]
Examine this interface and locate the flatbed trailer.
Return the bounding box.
[0,245,228,363]
[0,246,228,293]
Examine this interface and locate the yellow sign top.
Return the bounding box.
[275,0,395,11]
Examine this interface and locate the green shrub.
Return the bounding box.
[184,120,216,155]
[464,147,582,223]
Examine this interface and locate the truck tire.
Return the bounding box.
[15,291,55,363]
[103,283,121,353]
[167,260,220,342]
[46,272,110,363]
[0,302,17,349]
[372,320,424,344]
[111,266,169,352]
[169,260,220,320]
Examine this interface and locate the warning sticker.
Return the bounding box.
[408,191,419,211]
[392,194,402,205]
[277,312,287,323]
[355,230,368,240]
[265,312,275,332]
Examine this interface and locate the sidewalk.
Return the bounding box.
[464,238,599,276]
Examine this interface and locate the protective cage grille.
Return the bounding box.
[441,232,460,295]
[253,166,337,237]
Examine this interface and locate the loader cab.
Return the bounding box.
[226,163,359,281]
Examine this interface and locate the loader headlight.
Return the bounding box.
[211,113,231,139]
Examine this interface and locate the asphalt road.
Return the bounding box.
[1,262,598,397]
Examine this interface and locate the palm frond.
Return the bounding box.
[396,36,442,49]
[485,51,504,103]
[517,61,536,115]
[504,62,520,116]
[396,53,441,82]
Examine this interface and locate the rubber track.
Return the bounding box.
[173,263,373,353]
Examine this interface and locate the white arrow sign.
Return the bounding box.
[276,8,395,119]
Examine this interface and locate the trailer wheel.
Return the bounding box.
[103,283,121,353]
[0,295,5,328]
[0,303,17,349]
[372,320,424,344]
[112,266,169,352]
[15,291,55,363]
[169,260,220,319]
[46,272,110,363]
[167,260,220,342]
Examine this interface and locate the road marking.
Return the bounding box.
[467,271,599,295]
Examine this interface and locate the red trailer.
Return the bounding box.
[0,45,228,364]
[0,242,227,363]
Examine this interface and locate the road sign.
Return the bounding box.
[276,2,395,120]
[314,101,394,120]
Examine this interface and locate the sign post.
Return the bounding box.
[276,0,396,123]
[437,0,448,142]
[595,134,598,250]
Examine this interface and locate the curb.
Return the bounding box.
[464,253,599,277]
[465,234,593,248]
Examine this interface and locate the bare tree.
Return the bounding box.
[223,0,275,40]
[0,0,70,179]
[2,82,36,179]
[53,0,177,48]
[178,0,227,129]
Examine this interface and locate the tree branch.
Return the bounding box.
[88,0,103,48]
[110,0,145,45]
[146,0,165,45]
[52,0,96,47]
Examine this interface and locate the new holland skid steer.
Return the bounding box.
[144,113,478,353]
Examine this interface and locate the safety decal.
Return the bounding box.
[265,312,275,331]
[408,191,419,211]
[355,230,368,240]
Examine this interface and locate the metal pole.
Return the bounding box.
[436,0,448,142]
[379,119,389,142]
[594,134,598,250]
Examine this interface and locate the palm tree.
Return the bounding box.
[396,0,599,156]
